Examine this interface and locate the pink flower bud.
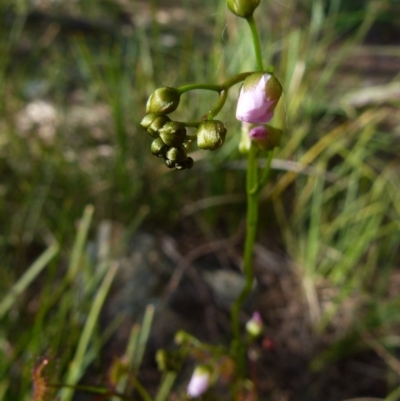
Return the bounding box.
[246,311,263,337]
[187,366,211,398]
[249,124,283,151]
[249,125,267,141]
[236,73,282,124]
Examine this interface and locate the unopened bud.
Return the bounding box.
[140,113,155,129]
[151,138,169,158]
[176,157,194,170]
[236,73,282,124]
[249,124,282,151]
[159,121,186,146]
[146,87,181,115]
[246,311,263,338]
[197,120,227,151]
[227,0,260,18]
[165,146,187,163]
[187,366,211,398]
[175,330,190,345]
[164,159,176,169]
[159,121,187,147]
[156,349,182,372]
[140,114,171,138]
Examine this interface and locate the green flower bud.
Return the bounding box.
[245,311,263,338]
[140,113,158,130]
[151,138,169,158]
[165,146,187,163]
[183,138,193,149]
[164,159,176,169]
[146,87,181,115]
[174,330,189,345]
[156,349,182,373]
[156,349,169,372]
[140,114,171,138]
[176,157,194,171]
[197,120,227,151]
[227,0,260,18]
[159,121,187,147]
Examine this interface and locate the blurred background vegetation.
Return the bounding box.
[0,0,400,400]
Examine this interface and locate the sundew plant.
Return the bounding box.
[140,0,283,396]
[30,0,285,399]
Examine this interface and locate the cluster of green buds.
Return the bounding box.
[141,113,194,170]
[140,87,194,170]
[141,86,228,170]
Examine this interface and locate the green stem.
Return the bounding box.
[230,145,259,374]
[230,13,268,381]
[177,83,221,94]
[175,120,200,128]
[208,72,254,118]
[247,15,263,71]
[178,72,255,120]
[220,72,254,90]
[207,89,227,119]
[49,384,134,401]
[257,150,274,194]
[178,72,254,95]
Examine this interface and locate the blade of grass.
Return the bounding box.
[60,262,119,401]
[272,110,384,199]
[0,242,59,319]
[132,305,155,372]
[111,306,155,400]
[155,372,177,401]
[303,170,324,323]
[112,324,140,400]
[0,379,9,401]
[386,385,400,401]
[67,204,94,281]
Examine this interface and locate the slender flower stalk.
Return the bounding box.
[230,8,277,379]
[247,15,263,71]
[231,143,259,374]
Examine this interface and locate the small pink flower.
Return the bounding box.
[249,125,268,140]
[236,73,282,124]
[248,124,283,151]
[246,311,263,337]
[187,366,211,398]
[248,125,269,150]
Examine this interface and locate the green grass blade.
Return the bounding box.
[0,379,9,401]
[0,242,59,319]
[132,305,155,371]
[386,386,400,401]
[60,262,119,401]
[112,324,140,400]
[155,372,177,401]
[67,204,94,281]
